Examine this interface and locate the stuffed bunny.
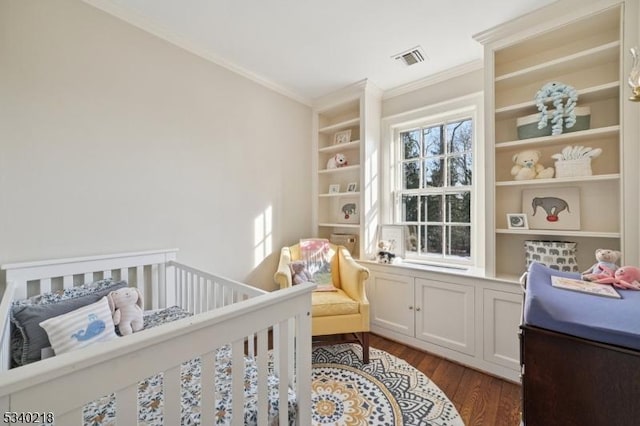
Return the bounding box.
[107,287,144,335]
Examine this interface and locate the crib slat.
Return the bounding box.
[200,351,216,426]
[151,264,159,310]
[164,365,181,425]
[83,272,93,284]
[158,262,166,309]
[256,329,269,426]
[63,275,73,289]
[116,384,137,424]
[296,306,313,426]
[40,278,51,294]
[231,339,244,426]
[119,268,128,282]
[278,319,290,426]
[136,266,145,300]
[103,270,112,279]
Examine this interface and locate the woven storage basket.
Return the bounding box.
[554,158,592,178]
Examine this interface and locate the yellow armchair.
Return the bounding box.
[274,243,371,362]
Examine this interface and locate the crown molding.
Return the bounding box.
[82,0,311,106]
[382,59,484,100]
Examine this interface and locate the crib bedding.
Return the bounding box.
[524,261,640,350]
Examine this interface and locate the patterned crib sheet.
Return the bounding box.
[62,307,297,425]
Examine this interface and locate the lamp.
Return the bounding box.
[628,47,640,102]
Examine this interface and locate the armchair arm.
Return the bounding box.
[337,246,370,303]
[274,246,293,289]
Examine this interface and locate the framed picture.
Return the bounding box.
[507,213,528,230]
[328,184,340,194]
[522,187,580,230]
[333,129,351,145]
[346,182,357,192]
[337,197,359,223]
[377,225,405,258]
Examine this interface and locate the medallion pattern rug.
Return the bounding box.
[311,344,464,426]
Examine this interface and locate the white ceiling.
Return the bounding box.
[88,0,558,103]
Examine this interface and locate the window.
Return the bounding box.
[394,116,473,265]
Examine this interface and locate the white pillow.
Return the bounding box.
[39,296,118,356]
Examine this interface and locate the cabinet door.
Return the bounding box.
[415,278,475,355]
[483,289,521,370]
[368,272,414,336]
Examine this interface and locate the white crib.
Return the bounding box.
[0,249,313,425]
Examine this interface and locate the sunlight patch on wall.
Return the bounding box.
[254,205,273,267]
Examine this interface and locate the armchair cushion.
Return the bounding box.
[311,290,359,317]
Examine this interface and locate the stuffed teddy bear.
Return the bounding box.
[511,150,555,180]
[327,153,348,169]
[590,265,640,290]
[107,287,144,336]
[290,260,314,285]
[582,248,621,281]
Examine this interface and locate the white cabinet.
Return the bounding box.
[312,80,382,258]
[365,263,522,381]
[474,0,639,279]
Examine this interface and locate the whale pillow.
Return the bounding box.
[39,297,118,356]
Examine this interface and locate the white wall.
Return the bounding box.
[0,0,312,290]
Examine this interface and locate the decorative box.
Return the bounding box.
[555,158,593,178]
[517,106,591,140]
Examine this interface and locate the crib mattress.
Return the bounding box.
[523,262,640,351]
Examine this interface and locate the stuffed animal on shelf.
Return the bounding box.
[582,248,621,281]
[590,265,640,290]
[376,251,396,264]
[107,287,144,336]
[290,260,314,285]
[510,150,555,180]
[327,153,348,169]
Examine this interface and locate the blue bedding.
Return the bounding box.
[523,262,640,350]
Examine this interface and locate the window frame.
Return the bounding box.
[381,93,484,269]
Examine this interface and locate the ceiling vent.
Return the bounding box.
[392,46,427,67]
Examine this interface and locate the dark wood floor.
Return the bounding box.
[370,333,521,426]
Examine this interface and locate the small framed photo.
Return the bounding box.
[346,182,358,192]
[377,225,405,258]
[333,129,351,145]
[507,213,529,230]
[328,184,340,194]
[337,197,359,223]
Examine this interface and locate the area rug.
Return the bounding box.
[311,344,464,426]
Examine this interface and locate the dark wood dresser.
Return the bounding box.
[520,323,640,426]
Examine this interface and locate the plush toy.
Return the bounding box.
[290,260,314,285]
[107,287,144,336]
[582,248,621,281]
[327,153,348,169]
[591,265,640,290]
[376,251,396,264]
[511,150,555,180]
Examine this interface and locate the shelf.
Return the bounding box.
[495,125,619,151]
[319,191,360,197]
[495,82,619,120]
[318,223,360,229]
[318,164,361,174]
[319,118,360,134]
[496,173,620,187]
[496,229,620,238]
[319,140,360,154]
[495,41,620,88]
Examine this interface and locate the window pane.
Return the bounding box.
[424,225,443,255]
[403,161,420,189]
[447,119,472,153]
[423,125,444,156]
[445,192,471,223]
[423,158,444,188]
[421,194,442,222]
[446,225,471,258]
[402,130,421,159]
[402,195,418,222]
[448,154,472,186]
[406,225,419,254]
